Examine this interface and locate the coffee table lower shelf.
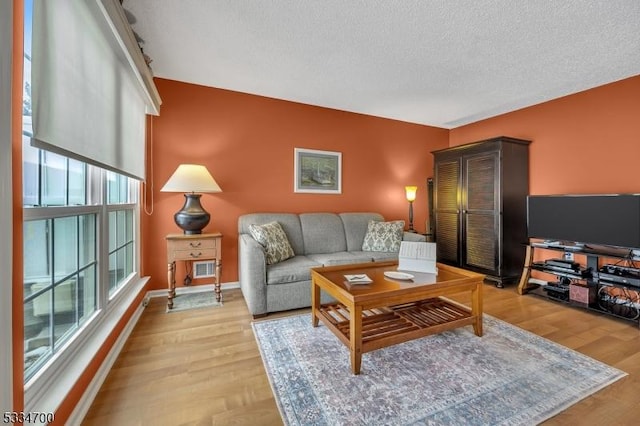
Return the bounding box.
[317,297,477,354]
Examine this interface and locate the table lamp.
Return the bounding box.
[405,185,418,233]
[161,164,222,234]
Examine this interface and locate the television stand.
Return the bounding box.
[518,243,640,326]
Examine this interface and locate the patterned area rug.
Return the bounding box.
[166,291,222,313]
[252,313,626,426]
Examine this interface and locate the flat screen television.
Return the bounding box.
[526,194,640,249]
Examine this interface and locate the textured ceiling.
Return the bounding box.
[123,0,640,128]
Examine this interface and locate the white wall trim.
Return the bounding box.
[0,0,14,414]
[145,281,240,299]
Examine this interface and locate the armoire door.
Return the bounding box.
[434,159,461,265]
[462,151,500,275]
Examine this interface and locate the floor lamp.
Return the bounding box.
[405,185,418,233]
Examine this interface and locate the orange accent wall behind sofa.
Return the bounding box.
[450,75,640,195]
[141,79,449,289]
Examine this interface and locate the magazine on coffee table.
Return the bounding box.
[344,274,373,284]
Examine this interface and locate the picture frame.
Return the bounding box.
[294,148,342,194]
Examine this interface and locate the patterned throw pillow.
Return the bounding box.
[249,221,295,265]
[362,220,405,252]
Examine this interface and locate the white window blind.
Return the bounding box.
[31,0,160,181]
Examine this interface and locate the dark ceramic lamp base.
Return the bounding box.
[174,193,210,234]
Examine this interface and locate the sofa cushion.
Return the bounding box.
[266,255,322,285]
[299,213,347,254]
[339,212,385,251]
[239,213,305,254]
[368,251,400,262]
[362,220,405,252]
[249,222,295,265]
[307,251,374,266]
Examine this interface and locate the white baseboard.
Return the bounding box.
[146,281,240,298]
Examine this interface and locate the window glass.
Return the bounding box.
[107,172,131,204]
[116,210,127,247]
[23,219,50,278]
[53,216,78,278]
[125,242,134,278]
[23,214,98,381]
[79,264,97,320]
[22,139,39,206]
[68,158,86,205]
[51,277,78,347]
[79,214,96,267]
[126,209,133,241]
[24,295,52,379]
[108,211,116,253]
[108,209,135,296]
[25,148,87,207]
[41,152,67,206]
[79,215,97,320]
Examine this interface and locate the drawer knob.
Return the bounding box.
[189,242,201,248]
[190,252,202,258]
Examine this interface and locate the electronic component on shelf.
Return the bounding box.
[532,261,591,278]
[597,284,640,320]
[530,242,584,251]
[600,264,640,276]
[521,242,640,325]
[543,281,570,301]
[544,282,570,293]
[545,258,581,271]
[597,264,640,288]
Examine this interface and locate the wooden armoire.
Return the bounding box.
[432,136,530,286]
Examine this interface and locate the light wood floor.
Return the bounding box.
[82,285,640,425]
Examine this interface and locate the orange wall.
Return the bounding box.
[142,76,640,290]
[450,75,640,271]
[141,79,449,289]
[450,75,640,195]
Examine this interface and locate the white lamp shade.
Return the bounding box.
[161,164,222,193]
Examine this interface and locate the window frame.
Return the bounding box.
[106,205,137,297]
[20,0,155,415]
[22,207,100,380]
[22,174,144,412]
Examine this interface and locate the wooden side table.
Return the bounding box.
[166,232,223,309]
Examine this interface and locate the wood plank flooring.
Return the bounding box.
[82,285,640,425]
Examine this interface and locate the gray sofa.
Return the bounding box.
[238,212,426,318]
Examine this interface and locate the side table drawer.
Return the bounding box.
[170,239,216,250]
[171,248,217,261]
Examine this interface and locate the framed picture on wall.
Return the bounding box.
[294,148,342,194]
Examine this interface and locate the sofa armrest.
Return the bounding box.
[238,233,268,316]
[402,232,427,242]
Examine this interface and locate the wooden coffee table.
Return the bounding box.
[311,261,484,374]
